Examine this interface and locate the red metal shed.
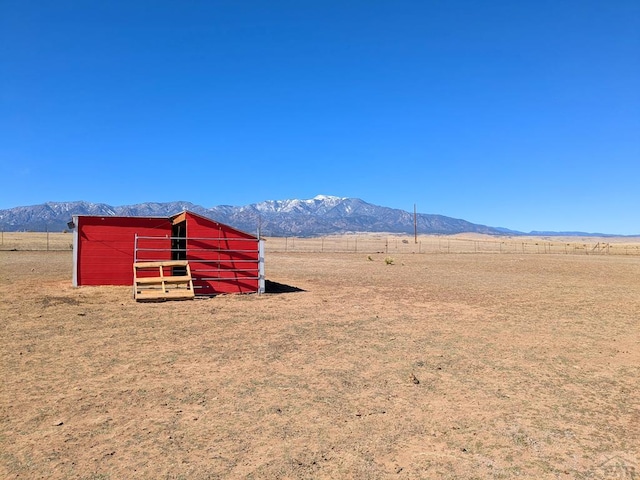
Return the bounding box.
[72,211,264,295]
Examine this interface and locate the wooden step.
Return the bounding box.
[135,289,195,301]
[134,260,190,268]
[135,275,193,284]
[133,261,195,301]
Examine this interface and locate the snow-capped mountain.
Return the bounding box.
[0,195,513,236]
[251,195,347,215]
[0,202,117,232]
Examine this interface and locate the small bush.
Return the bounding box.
[385,257,394,265]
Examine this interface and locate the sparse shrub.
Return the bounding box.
[367,255,374,261]
[385,257,394,265]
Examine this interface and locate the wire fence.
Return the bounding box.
[0,232,74,251]
[263,234,640,256]
[2,231,640,256]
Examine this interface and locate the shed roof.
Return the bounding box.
[73,210,258,239]
[169,210,258,239]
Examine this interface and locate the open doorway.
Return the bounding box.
[171,220,187,276]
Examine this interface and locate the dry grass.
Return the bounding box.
[3,231,640,256]
[1,248,639,479]
[0,232,74,251]
[264,233,640,256]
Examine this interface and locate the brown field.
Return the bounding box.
[3,231,640,256]
[1,236,639,479]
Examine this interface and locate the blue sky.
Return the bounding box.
[1,1,639,234]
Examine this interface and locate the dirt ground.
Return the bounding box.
[1,249,639,479]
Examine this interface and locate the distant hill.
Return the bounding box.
[0,196,512,236]
[527,231,623,238]
[0,195,627,237]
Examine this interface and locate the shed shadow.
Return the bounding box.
[265,279,306,294]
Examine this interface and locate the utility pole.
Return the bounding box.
[414,204,418,244]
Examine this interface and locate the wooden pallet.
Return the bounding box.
[133,261,195,301]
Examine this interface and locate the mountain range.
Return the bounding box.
[0,195,621,237]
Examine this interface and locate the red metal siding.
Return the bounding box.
[184,212,259,294]
[77,217,171,286]
[75,212,261,295]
